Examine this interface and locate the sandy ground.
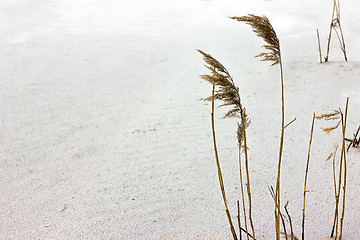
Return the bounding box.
[0,0,360,239]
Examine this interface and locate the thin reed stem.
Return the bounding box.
[334,145,343,239]
[237,201,242,240]
[284,118,296,130]
[301,113,315,240]
[240,228,255,239]
[240,106,256,240]
[339,97,349,240]
[238,143,249,240]
[330,145,339,238]
[269,186,287,239]
[347,126,360,151]
[325,0,336,62]
[211,84,238,240]
[284,202,295,240]
[274,55,285,240]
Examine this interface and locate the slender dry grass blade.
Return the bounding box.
[301,113,316,240]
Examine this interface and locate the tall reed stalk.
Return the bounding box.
[231,15,285,240]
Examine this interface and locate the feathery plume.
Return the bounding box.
[315,110,340,120]
[198,49,247,120]
[230,15,280,66]
[316,110,341,133]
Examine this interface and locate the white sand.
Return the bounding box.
[0,0,360,239]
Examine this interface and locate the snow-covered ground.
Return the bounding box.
[0,0,359,239]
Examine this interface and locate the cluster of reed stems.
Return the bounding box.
[324,0,347,62]
[198,13,351,240]
[316,98,349,240]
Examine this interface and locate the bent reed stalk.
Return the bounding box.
[231,14,285,240]
[210,83,238,240]
[198,49,253,239]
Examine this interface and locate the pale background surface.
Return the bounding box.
[0,0,360,239]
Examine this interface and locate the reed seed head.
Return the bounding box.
[230,14,280,66]
[198,49,244,119]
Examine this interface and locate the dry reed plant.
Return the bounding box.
[196,11,354,239]
[198,49,254,240]
[230,14,288,240]
[324,0,347,62]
